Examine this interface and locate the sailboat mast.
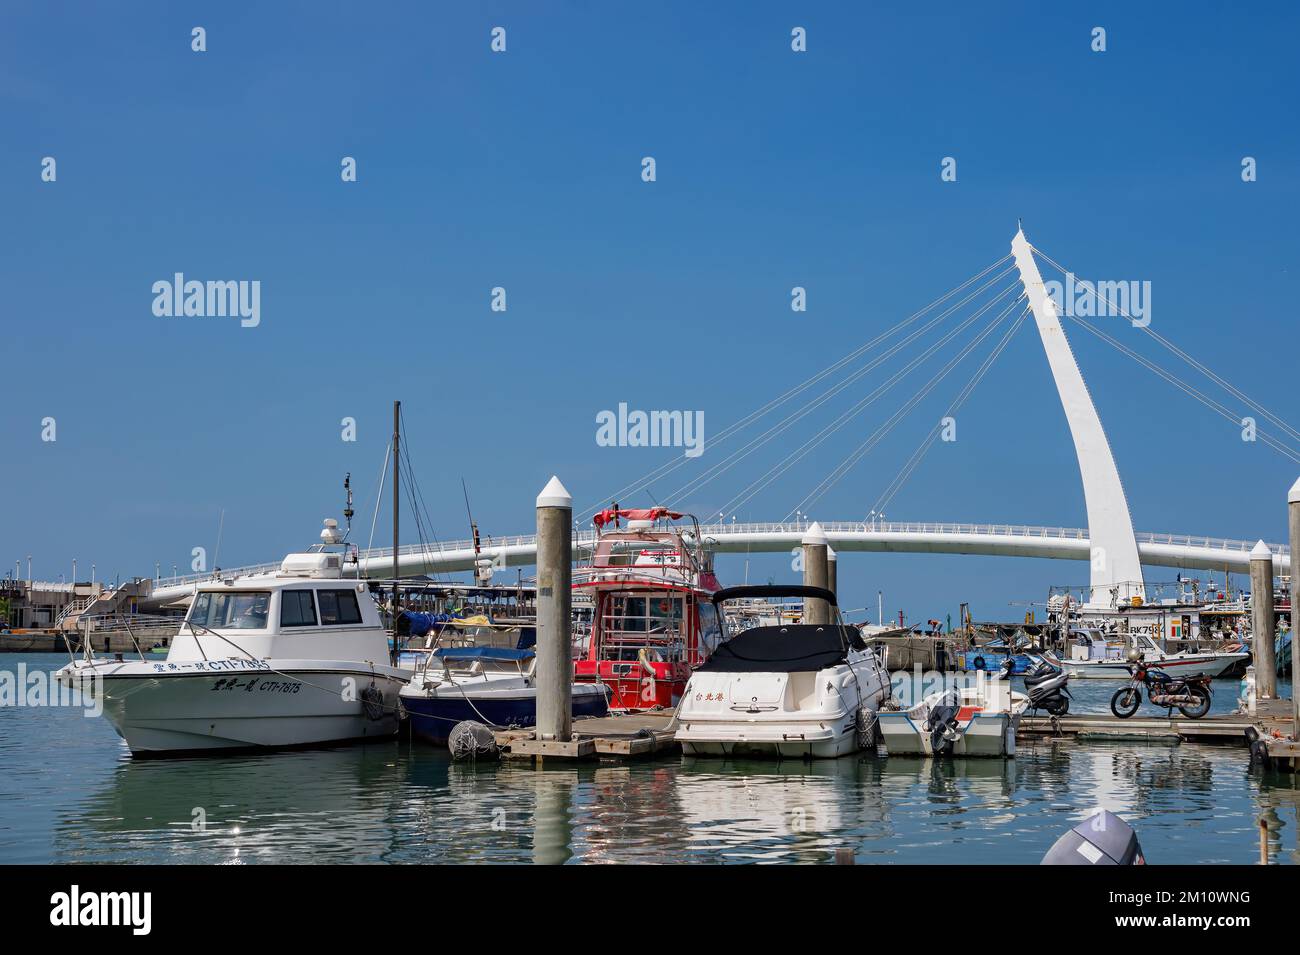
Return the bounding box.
[392,400,401,635]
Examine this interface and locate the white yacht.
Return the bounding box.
[675,585,891,759]
[55,521,407,756]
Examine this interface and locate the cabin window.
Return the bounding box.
[188,591,271,630]
[280,590,318,628]
[317,589,363,625]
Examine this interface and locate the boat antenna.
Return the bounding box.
[462,478,486,584]
[213,508,225,573]
[342,473,355,536]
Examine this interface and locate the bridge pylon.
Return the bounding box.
[1012,227,1144,607]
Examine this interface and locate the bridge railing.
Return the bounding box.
[150,520,1288,590]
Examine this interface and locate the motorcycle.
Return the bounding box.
[1110,661,1212,719]
[1022,653,1071,716]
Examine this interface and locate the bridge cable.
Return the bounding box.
[662,267,1021,509]
[577,253,1014,520]
[871,304,1033,516]
[726,285,1026,519]
[1063,312,1300,464]
[1032,245,1300,445]
[786,292,1029,518]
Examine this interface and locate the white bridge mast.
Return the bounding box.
[1011,227,1144,606]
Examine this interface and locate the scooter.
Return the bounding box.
[1110,661,1212,720]
[1022,653,1071,716]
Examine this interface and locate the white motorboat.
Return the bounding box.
[876,673,1029,758]
[675,585,891,759]
[1050,629,1248,679]
[55,521,407,756]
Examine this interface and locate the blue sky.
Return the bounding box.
[3,1,1298,623]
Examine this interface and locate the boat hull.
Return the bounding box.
[1058,653,1247,679]
[877,710,1020,758]
[402,684,608,744]
[677,716,861,759]
[56,659,406,756]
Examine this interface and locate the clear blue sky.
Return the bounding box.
[4,1,1298,623]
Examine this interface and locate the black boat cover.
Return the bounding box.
[696,624,863,674]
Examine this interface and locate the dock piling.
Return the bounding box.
[1250,540,1278,699]
[802,522,830,625]
[535,476,573,741]
[826,546,838,603]
[1290,478,1300,734]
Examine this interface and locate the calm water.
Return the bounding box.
[3,653,1298,864]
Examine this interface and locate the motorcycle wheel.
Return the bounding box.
[1178,688,1212,720]
[1047,697,1069,716]
[1110,688,1140,719]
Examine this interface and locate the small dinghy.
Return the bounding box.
[400,647,608,744]
[877,665,1028,758]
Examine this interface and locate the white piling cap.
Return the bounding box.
[1289,476,1300,504]
[802,521,829,546]
[536,475,572,509]
[827,546,838,561]
[1250,539,1272,561]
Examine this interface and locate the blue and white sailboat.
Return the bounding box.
[399,647,608,744]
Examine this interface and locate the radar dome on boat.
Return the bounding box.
[320,519,343,545]
[279,552,344,578]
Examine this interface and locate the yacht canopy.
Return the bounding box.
[592,507,684,529]
[695,624,861,674]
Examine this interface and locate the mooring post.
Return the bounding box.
[535,476,573,741]
[826,546,838,604]
[1250,540,1278,700]
[1290,478,1300,735]
[802,522,830,625]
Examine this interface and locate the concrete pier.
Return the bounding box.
[534,476,573,741]
[1250,539,1277,700]
[802,522,830,625]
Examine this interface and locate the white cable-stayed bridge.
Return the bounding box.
[145,227,1300,609]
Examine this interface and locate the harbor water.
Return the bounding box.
[2,653,1297,864]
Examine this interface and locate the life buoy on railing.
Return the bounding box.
[971,654,986,671]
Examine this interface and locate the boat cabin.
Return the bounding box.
[170,540,387,665]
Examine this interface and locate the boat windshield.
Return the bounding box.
[188,591,272,630]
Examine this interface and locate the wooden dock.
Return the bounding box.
[488,699,1300,766]
[495,711,678,761]
[1020,712,1257,744]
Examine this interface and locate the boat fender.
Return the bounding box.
[448,720,499,761]
[360,682,387,721]
[856,706,878,749]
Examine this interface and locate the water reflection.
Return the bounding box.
[0,651,1282,863]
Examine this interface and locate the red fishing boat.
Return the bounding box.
[572,506,724,711]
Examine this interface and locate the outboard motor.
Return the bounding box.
[922,688,963,755]
[1041,810,1145,865]
[1023,654,1071,716]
